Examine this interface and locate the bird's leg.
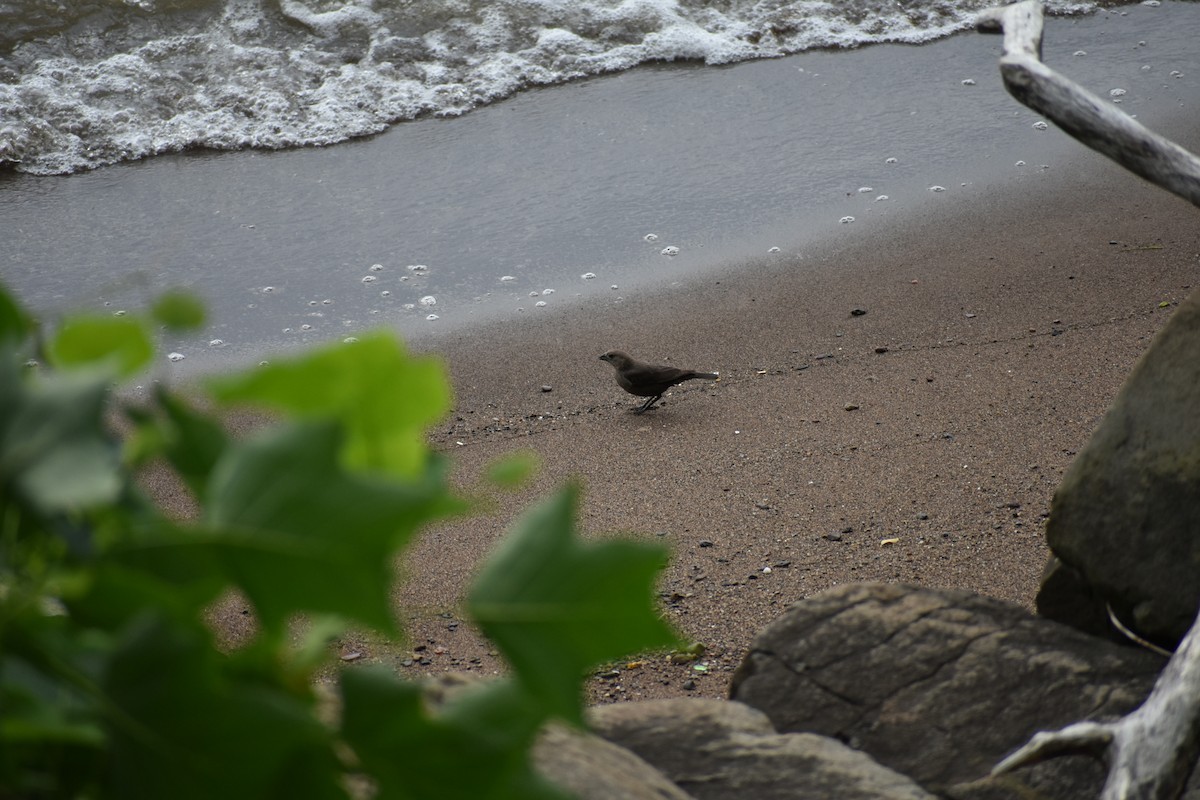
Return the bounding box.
[633,394,662,414]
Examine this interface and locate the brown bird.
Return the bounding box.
[599,350,719,414]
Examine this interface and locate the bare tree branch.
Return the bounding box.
[977,0,1200,209]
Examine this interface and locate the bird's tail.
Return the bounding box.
[688,371,720,381]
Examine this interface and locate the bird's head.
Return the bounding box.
[599,350,632,369]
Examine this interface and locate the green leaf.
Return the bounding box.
[0,615,108,798]
[468,484,678,724]
[203,421,448,636]
[486,451,540,489]
[340,669,567,800]
[0,284,32,344]
[151,387,230,501]
[151,290,206,331]
[207,332,450,478]
[103,613,346,800]
[0,363,121,513]
[49,315,153,377]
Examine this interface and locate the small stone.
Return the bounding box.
[844,403,860,411]
[851,308,867,316]
[682,680,697,691]
[824,532,843,542]
[875,346,889,354]
[699,540,714,548]
[541,385,553,392]
[754,501,771,510]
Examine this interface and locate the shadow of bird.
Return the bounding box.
[599,350,720,414]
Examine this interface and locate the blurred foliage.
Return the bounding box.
[0,284,676,799]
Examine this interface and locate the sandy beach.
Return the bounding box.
[278,129,1196,703]
[44,3,1191,702]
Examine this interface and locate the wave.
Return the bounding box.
[0,0,1100,174]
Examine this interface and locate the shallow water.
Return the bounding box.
[2,1,1199,374]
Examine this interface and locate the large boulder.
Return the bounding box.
[588,698,934,800]
[533,723,696,800]
[729,583,1167,797]
[1039,290,1200,647]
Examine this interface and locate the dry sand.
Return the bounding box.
[197,133,1200,703]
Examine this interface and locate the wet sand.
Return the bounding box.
[342,134,1199,702]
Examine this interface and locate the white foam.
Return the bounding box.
[0,0,1099,174]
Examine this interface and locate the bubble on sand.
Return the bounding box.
[426,314,439,321]
[407,264,429,273]
[857,186,873,193]
[361,275,377,283]
[876,195,890,202]
[1109,88,1127,98]
[208,339,224,347]
[500,275,516,282]
[1171,70,1184,79]
[581,272,596,280]
[113,309,127,316]
[1073,50,1087,57]
[542,288,555,295]
[529,291,540,297]
[929,185,946,192]
[1015,160,1026,167]
[644,233,659,242]
[1033,121,1049,130]
[885,157,898,164]
[380,290,391,297]
[403,303,415,310]
[262,286,275,293]
[661,246,680,256]
[167,352,185,362]
[308,300,318,306]
[369,263,384,272]
[611,284,619,290]
[322,299,332,305]
[420,296,436,306]
[535,300,547,307]
[344,336,359,343]
[300,323,313,331]
[961,78,976,86]
[768,246,781,253]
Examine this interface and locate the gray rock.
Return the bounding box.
[422,673,693,800]
[534,723,696,800]
[1042,289,1200,647]
[590,698,935,800]
[1035,555,1118,642]
[729,583,1165,796]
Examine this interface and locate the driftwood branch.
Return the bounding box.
[979,3,1200,798]
[977,0,1200,210]
[993,603,1200,799]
